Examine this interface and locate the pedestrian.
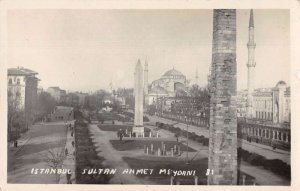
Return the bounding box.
[65,148,68,156]
[14,140,18,148]
[66,172,72,184]
[119,131,123,141]
[71,131,73,137]
[72,141,75,147]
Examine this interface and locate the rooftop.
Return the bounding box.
[8,67,38,76]
[163,68,185,77]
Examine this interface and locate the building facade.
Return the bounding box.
[147,68,189,105]
[46,86,66,102]
[7,67,39,123]
[49,106,74,122]
[251,81,290,124]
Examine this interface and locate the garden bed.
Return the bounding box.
[98,124,151,132]
[110,139,196,152]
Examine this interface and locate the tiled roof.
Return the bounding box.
[8,68,30,76]
[8,67,38,76]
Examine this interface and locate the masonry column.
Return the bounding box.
[208,9,237,185]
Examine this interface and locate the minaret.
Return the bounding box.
[144,58,149,106]
[246,9,256,119]
[196,68,199,86]
[133,59,144,137]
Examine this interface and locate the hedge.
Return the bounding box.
[75,119,112,183]
[156,121,291,180]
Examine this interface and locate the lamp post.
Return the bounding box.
[185,115,189,165]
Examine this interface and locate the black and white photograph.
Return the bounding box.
[1,1,299,190]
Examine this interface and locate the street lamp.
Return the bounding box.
[185,115,189,165]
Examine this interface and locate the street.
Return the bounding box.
[8,122,68,183]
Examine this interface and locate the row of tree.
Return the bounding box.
[8,91,58,141]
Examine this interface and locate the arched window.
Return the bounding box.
[8,78,12,84]
[17,78,20,85]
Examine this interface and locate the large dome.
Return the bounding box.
[276,80,287,88]
[163,68,184,77]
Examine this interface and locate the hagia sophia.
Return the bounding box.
[139,58,191,105]
[147,67,189,105]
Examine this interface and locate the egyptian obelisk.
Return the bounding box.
[133,59,144,137]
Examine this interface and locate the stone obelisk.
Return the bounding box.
[133,59,144,137]
[246,9,256,119]
[208,9,238,185]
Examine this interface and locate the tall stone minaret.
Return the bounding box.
[196,68,199,86]
[144,58,149,106]
[246,9,256,119]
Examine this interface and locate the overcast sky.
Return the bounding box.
[7,9,290,92]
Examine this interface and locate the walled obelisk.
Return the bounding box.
[246,9,256,119]
[208,9,238,185]
[133,59,144,137]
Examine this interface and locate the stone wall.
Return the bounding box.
[208,9,238,185]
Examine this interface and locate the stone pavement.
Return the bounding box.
[59,120,76,184]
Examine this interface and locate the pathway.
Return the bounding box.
[8,122,68,183]
[88,124,154,184]
[144,123,290,185]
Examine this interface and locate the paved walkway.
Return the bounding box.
[8,122,68,183]
[144,122,290,185]
[88,124,154,184]
[148,115,290,165]
[59,120,76,184]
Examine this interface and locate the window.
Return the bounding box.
[17,78,20,85]
[8,78,12,84]
[16,91,21,97]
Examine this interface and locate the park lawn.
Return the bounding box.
[98,124,151,132]
[97,112,121,121]
[110,139,196,152]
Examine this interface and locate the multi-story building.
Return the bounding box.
[251,81,290,124]
[46,86,66,102]
[236,90,247,117]
[7,67,39,122]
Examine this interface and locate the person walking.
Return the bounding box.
[66,172,72,184]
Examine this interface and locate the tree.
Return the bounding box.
[44,148,67,183]
[7,96,22,141]
[35,92,57,121]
